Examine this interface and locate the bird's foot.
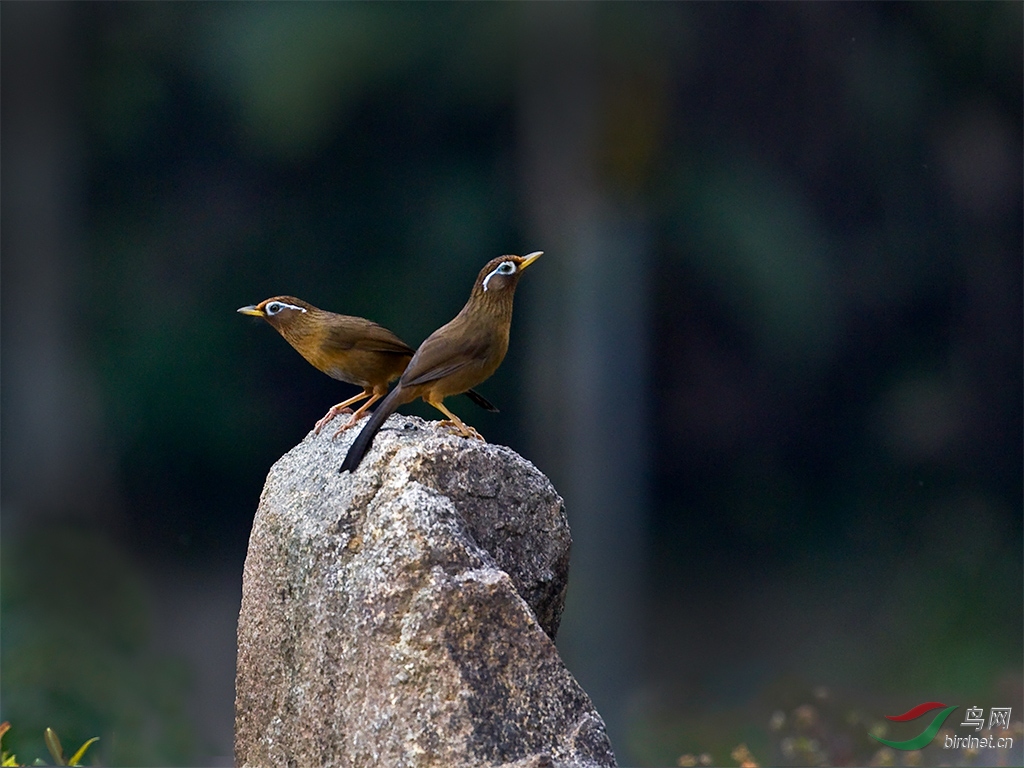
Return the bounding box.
[437,420,486,442]
[314,405,354,435]
[331,411,368,438]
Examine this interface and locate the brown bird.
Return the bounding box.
[238,296,498,437]
[340,251,541,473]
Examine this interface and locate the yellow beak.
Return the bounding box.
[519,251,542,270]
[237,305,264,317]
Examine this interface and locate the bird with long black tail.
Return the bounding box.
[339,251,541,473]
[238,296,497,436]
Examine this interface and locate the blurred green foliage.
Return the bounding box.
[0,722,99,768]
[0,528,195,766]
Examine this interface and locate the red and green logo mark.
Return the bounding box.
[871,702,958,750]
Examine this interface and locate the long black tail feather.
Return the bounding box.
[339,385,404,473]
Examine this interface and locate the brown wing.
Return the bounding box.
[400,318,491,388]
[321,316,414,356]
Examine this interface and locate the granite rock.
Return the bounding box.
[235,414,616,768]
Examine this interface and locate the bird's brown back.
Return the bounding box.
[338,252,540,473]
[396,254,531,401]
[252,296,414,389]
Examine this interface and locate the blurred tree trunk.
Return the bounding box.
[0,3,114,522]
[518,5,652,761]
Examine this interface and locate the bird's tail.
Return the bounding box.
[339,385,405,473]
[464,388,499,413]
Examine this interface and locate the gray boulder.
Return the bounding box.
[235,414,617,768]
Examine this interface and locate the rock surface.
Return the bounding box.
[235,414,617,768]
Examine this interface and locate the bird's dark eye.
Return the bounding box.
[482,261,517,291]
[263,300,307,315]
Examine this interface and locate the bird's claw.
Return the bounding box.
[437,420,486,442]
[314,405,355,435]
[331,413,365,438]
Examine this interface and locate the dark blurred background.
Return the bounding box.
[2,3,1021,766]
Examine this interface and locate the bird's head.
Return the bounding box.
[472,251,542,299]
[237,296,315,332]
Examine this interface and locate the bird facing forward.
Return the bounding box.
[339,251,541,473]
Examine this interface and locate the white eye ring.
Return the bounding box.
[265,301,306,316]
[482,261,516,292]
